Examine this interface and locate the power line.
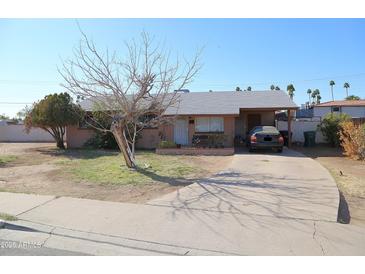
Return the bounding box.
[300,72,365,82]
[1,72,365,87]
[0,79,58,84]
[0,83,59,87]
[0,102,32,104]
[192,72,365,87]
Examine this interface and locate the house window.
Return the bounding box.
[195,117,224,133]
[331,106,341,112]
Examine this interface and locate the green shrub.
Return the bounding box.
[207,134,227,148]
[84,131,118,149]
[158,140,177,148]
[83,111,140,150]
[319,113,351,147]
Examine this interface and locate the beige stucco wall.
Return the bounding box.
[136,128,159,149]
[156,147,234,156]
[66,113,273,149]
[223,116,235,147]
[159,123,174,143]
[67,125,160,149]
[158,116,236,147]
[66,125,95,148]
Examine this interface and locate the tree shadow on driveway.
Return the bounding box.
[142,166,342,240]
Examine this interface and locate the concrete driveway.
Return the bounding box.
[1,149,365,255]
[149,149,339,222]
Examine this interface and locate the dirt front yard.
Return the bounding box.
[293,144,365,227]
[0,143,233,203]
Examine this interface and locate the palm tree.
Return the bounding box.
[311,90,317,104]
[247,86,252,91]
[270,84,275,90]
[307,89,312,103]
[343,82,350,97]
[329,80,335,101]
[316,95,322,104]
[275,86,280,90]
[287,84,295,100]
[312,89,320,104]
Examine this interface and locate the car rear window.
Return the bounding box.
[252,126,279,134]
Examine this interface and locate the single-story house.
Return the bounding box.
[66,90,298,150]
[313,100,365,119]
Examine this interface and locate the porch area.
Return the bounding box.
[153,108,296,154]
[233,108,295,148]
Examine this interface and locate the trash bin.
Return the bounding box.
[304,131,316,147]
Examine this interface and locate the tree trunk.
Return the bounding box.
[111,121,136,169]
[131,141,135,156]
[51,127,65,149]
[56,139,65,149]
[131,124,137,156]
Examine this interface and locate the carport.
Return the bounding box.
[235,107,298,147]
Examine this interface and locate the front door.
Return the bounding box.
[174,118,189,145]
[247,114,262,132]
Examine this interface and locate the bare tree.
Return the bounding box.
[59,31,201,168]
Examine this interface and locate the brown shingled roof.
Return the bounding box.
[315,100,365,107]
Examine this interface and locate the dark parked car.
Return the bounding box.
[246,126,284,153]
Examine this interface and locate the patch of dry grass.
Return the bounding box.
[0,155,17,166]
[0,212,18,221]
[56,150,205,185]
[328,169,365,198]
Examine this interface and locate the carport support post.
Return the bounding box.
[287,109,292,148]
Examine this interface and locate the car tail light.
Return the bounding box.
[278,136,284,144]
[250,135,257,143]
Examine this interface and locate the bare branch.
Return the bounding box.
[59,30,202,168]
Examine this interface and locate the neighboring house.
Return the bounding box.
[66,90,298,149]
[313,100,365,119]
[276,100,365,144]
[276,104,326,144]
[276,108,314,121]
[295,108,314,119]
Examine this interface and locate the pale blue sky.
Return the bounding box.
[1,18,365,117]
